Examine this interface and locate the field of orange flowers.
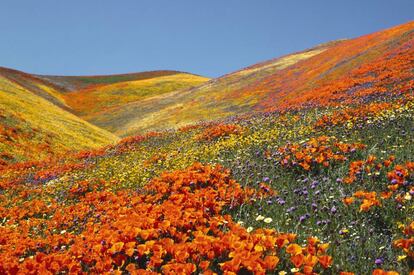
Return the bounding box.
[0,87,413,274]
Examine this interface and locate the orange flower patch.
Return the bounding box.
[343,155,395,184]
[0,163,332,274]
[314,102,393,129]
[372,270,400,275]
[394,221,414,260]
[196,124,244,141]
[342,157,414,212]
[277,136,366,172]
[143,153,168,167]
[352,190,381,212]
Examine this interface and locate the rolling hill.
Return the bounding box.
[0,20,412,163]
[0,69,208,163]
[0,73,119,166]
[0,67,72,111]
[99,20,413,134]
[38,70,209,136]
[38,70,185,92]
[59,72,209,135]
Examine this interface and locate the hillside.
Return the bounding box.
[0,21,413,274]
[1,86,413,274]
[0,69,209,162]
[60,72,209,135]
[101,21,413,134]
[0,67,72,111]
[0,74,118,166]
[38,70,189,92]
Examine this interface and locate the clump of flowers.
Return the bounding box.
[196,124,244,141]
[372,269,401,275]
[143,153,168,167]
[178,124,203,133]
[342,158,414,211]
[277,136,366,171]
[343,155,395,184]
[0,163,333,274]
[314,102,393,129]
[394,221,414,261]
[352,190,382,212]
[116,131,164,152]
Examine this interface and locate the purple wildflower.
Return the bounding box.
[375,258,383,265]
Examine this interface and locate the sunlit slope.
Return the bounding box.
[250,21,414,110]
[0,76,118,165]
[38,70,185,92]
[1,84,413,273]
[63,73,209,135]
[0,67,71,111]
[82,46,330,136]
[1,68,209,137]
[107,21,414,135]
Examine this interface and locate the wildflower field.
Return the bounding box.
[1,87,413,274]
[1,20,414,275]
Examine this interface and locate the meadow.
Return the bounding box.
[0,90,413,274]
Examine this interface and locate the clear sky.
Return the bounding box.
[1,0,413,78]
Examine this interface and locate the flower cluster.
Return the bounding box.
[314,102,393,129]
[342,158,414,211]
[394,221,414,261]
[196,124,244,141]
[0,163,335,274]
[343,155,395,184]
[277,136,366,171]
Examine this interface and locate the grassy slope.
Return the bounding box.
[38,70,185,92]
[76,47,329,136]
[61,73,209,136]
[1,94,413,273]
[101,21,413,135]
[0,69,208,162]
[0,67,71,111]
[0,75,118,165]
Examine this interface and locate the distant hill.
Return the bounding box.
[38,70,187,92]
[0,67,72,111]
[57,72,209,135]
[0,68,208,163]
[1,20,412,160]
[0,74,118,165]
[103,21,413,134]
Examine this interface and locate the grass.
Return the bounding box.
[39,70,191,91]
[65,73,209,136]
[0,76,118,165]
[83,21,414,138]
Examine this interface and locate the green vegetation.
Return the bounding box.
[0,76,118,165]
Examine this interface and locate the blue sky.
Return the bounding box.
[0,0,413,77]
